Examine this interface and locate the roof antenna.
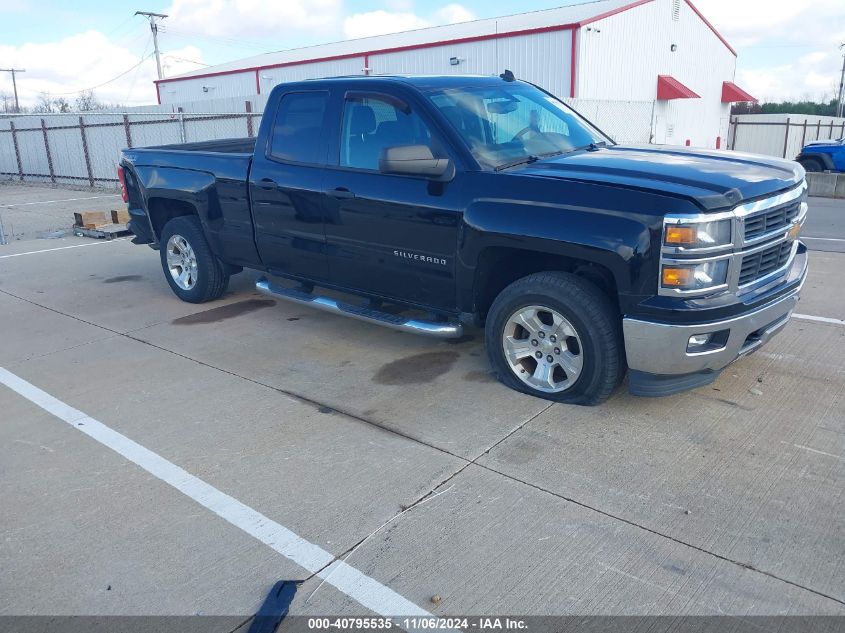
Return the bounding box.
[499,69,515,82]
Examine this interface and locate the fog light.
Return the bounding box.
[687,333,712,349]
[686,329,729,353]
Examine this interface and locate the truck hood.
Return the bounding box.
[517,145,804,211]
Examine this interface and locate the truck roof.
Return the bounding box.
[293,74,516,91]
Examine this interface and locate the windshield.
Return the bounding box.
[427,82,613,170]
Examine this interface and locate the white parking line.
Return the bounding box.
[793,313,845,326]
[0,238,129,259]
[803,236,845,242]
[781,441,844,462]
[0,367,431,622]
[0,194,121,208]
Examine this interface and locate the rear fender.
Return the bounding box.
[131,165,219,246]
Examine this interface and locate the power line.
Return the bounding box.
[48,53,155,95]
[163,26,274,53]
[126,34,154,103]
[163,55,209,67]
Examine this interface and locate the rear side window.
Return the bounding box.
[268,91,329,164]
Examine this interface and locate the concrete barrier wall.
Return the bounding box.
[806,172,845,199]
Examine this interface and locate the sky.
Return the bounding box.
[0,0,843,108]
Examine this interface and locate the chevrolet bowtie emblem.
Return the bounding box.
[787,220,802,241]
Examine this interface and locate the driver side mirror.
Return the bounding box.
[379,145,453,180]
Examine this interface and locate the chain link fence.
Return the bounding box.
[0,102,261,188]
[1,97,657,190]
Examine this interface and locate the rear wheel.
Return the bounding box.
[159,216,228,303]
[798,157,824,173]
[485,272,623,405]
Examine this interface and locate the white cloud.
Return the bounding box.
[343,10,431,39]
[343,3,475,40]
[434,4,476,24]
[164,0,343,39]
[0,31,203,107]
[694,0,845,102]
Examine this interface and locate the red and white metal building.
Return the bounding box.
[154,0,755,148]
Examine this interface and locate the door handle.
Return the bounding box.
[329,187,356,200]
[257,178,277,191]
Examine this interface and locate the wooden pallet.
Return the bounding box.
[73,223,131,240]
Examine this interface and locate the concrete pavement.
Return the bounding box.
[0,184,843,623]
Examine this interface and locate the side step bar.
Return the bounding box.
[255,277,463,339]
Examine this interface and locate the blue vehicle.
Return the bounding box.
[796,138,845,173]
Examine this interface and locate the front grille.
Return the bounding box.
[738,241,793,286]
[744,200,801,242]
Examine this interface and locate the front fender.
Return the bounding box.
[797,151,835,171]
[461,198,650,287]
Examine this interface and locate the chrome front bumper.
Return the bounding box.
[623,248,807,388]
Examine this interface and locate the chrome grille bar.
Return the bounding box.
[660,181,807,298]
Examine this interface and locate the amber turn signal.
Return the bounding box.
[665,225,696,245]
[662,267,692,287]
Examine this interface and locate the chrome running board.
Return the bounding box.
[255,277,463,339]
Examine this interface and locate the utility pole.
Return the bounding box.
[0,68,25,112]
[837,43,845,119]
[135,12,168,80]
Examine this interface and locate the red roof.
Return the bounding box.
[721,81,756,103]
[657,75,700,100]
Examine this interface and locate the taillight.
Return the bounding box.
[117,166,128,203]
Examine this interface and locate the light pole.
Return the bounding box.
[837,43,845,119]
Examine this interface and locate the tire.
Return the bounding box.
[485,272,623,406]
[798,157,823,173]
[159,215,229,303]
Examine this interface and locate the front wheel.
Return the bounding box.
[485,272,623,405]
[798,157,823,173]
[159,215,229,303]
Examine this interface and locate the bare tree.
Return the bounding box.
[0,92,11,113]
[75,89,99,111]
[32,92,71,113]
[34,92,55,113]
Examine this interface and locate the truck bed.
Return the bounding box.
[146,137,257,154]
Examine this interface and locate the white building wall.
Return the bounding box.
[496,30,573,100]
[365,30,573,100]
[152,0,737,148]
[258,57,365,93]
[369,41,497,76]
[578,0,735,147]
[159,72,256,105]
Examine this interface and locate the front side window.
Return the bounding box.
[428,83,612,169]
[339,94,434,170]
[268,91,329,164]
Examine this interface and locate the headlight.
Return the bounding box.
[664,219,731,249]
[661,260,729,292]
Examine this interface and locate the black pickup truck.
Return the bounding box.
[119,74,808,405]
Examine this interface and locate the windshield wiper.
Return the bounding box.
[571,141,608,152]
[494,155,540,171]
